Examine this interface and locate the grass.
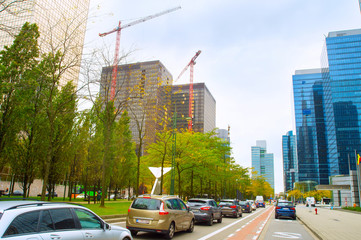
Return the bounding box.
[342,206,361,212]
[0,195,132,216]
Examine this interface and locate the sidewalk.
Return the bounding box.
[296,204,361,240]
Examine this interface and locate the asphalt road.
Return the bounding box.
[113,206,271,240]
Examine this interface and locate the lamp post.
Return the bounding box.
[170,110,177,195]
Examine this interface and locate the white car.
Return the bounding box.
[248,200,257,211]
[0,200,132,240]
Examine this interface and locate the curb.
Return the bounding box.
[296,215,322,240]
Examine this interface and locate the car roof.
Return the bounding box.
[137,195,179,200]
[220,199,236,201]
[0,200,85,213]
[188,198,213,201]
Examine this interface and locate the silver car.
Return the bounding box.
[0,200,132,240]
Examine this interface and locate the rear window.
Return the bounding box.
[239,201,248,205]
[278,202,293,207]
[132,198,161,210]
[187,200,207,206]
[219,201,234,206]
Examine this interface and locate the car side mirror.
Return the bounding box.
[103,223,111,231]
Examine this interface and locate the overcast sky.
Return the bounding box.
[81,0,361,194]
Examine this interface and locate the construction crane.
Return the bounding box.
[175,50,202,131]
[99,6,181,101]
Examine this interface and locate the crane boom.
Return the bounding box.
[99,6,181,100]
[99,6,181,37]
[176,50,201,81]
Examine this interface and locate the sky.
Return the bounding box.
[80,0,361,194]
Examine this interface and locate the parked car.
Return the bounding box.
[126,195,195,239]
[239,200,252,213]
[11,190,24,196]
[37,192,58,197]
[275,201,296,220]
[187,198,222,225]
[0,200,132,240]
[306,197,316,207]
[219,199,242,218]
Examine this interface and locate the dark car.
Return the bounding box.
[11,190,24,196]
[37,192,58,197]
[239,200,252,213]
[187,198,222,226]
[275,201,296,220]
[219,199,242,218]
[258,201,265,208]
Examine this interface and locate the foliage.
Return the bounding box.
[303,190,331,201]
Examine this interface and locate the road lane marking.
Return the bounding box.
[197,209,266,240]
[272,232,302,239]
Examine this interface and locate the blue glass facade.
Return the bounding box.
[293,69,329,184]
[251,141,275,191]
[321,29,361,175]
[282,131,298,192]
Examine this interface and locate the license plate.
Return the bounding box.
[192,209,199,213]
[136,219,150,224]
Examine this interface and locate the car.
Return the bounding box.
[248,200,257,211]
[126,195,195,239]
[0,200,133,240]
[3,190,24,197]
[219,199,242,218]
[239,200,252,213]
[258,201,265,208]
[187,198,222,225]
[275,201,296,220]
[37,192,58,197]
[306,197,316,207]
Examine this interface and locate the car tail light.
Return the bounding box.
[230,205,237,209]
[247,205,249,208]
[276,206,281,209]
[290,207,295,210]
[159,202,169,215]
[143,196,151,199]
[200,206,211,211]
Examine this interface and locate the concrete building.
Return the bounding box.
[0,0,90,86]
[282,130,298,193]
[171,83,216,133]
[100,61,173,149]
[251,140,275,191]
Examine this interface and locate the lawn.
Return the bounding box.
[342,206,361,212]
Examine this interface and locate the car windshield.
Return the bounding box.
[131,198,161,210]
[278,202,293,207]
[187,200,207,206]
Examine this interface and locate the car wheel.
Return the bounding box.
[207,214,214,226]
[187,219,194,233]
[122,237,131,240]
[293,216,296,220]
[275,214,278,219]
[217,215,222,223]
[130,230,138,236]
[165,222,175,239]
[234,211,239,218]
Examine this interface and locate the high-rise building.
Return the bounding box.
[282,131,298,192]
[251,140,274,190]
[171,83,216,133]
[292,28,361,186]
[292,68,329,184]
[0,0,90,85]
[100,60,173,149]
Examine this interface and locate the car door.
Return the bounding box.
[165,199,183,231]
[39,208,83,240]
[73,208,114,240]
[178,199,192,230]
[211,200,221,219]
[1,210,43,240]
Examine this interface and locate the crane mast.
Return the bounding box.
[176,50,201,131]
[99,6,181,101]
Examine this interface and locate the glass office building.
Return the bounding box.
[251,140,275,191]
[282,131,298,192]
[321,29,361,175]
[293,69,329,184]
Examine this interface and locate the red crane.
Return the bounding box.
[176,50,202,131]
[99,6,181,101]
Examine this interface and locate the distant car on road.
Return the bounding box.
[275,201,296,220]
[258,201,265,208]
[248,200,257,211]
[219,199,242,218]
[187,198,222,225]
[239,200,252,213]
[306,197,316,207]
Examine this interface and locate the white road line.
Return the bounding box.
[228,234,234,238]
[197,209,267,240]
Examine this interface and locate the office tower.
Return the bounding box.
[251,140,275,190]
[282,131,298,192]
[216,129,229,142]
[171,83,216,133]
[0,0,90,85]
[100,60,173,149]
[359,0,361,12]
[321,29,361,176]
[292,68,329,184]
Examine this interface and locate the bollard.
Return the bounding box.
[315,208,317,215]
